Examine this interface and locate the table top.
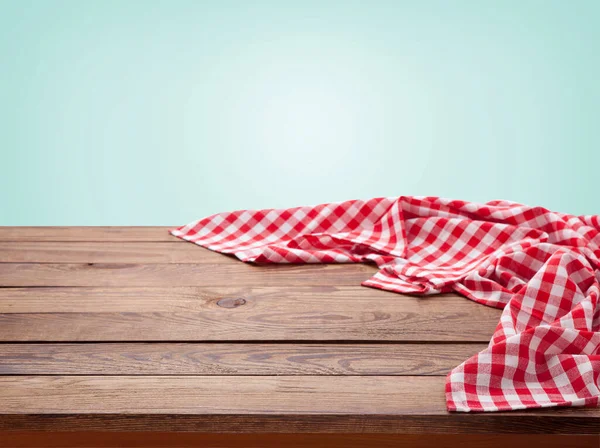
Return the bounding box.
[0,227,598,435]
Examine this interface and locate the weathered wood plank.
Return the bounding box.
[0,287,501,341]
[0,263,379,287]
[2,432,598,448]
[0,375,443,414]
[0,227,178,242]
[0,286,490,313]
[0,343,486,376]
[0,242,236,264]
[0,376,597,434]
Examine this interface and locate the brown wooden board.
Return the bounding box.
[0,376,598,434]
[1,433,598,448]
[0,242,237,263]
[0,343,486,375]
[0,263,378,287]
[0,227,177,242]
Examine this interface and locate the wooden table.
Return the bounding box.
[0,227,598,448]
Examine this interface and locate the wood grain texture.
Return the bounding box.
[0,376,597,434]
[0,242,237,263]
[0,287,501,341]
[1,227,594,436]
[0,263,379,287]
[0,375,448,414]
[1,413,597,435]
[0,343,486,376]
[0,227,178,242]
[3,432,598,448]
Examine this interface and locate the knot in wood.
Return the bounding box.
[216,297,247,309]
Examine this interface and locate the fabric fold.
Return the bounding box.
[170,196,600,412]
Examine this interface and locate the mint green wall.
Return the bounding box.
[1,1,598,225]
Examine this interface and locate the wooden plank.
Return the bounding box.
[0,375,443,414]
[0,242,237,264]
[0,376,597,434]
[1,414,597,435]
[0,263,379,287]
[0,287,501,341]
[0,343,486,376]
[2,432,598,448]
[0,227,178,242]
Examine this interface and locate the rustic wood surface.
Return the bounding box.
[0,226,598,444]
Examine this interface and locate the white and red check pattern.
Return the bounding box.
[170,196,600,412]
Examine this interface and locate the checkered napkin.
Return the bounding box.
[170,196,600,412]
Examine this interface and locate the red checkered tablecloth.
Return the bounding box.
[170,196,600,412]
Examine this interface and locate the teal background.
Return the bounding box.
[1,1,598,225]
